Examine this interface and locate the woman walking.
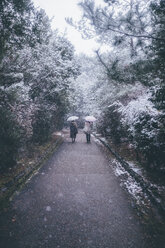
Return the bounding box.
[70,121,78,143]
[84,121,92,143]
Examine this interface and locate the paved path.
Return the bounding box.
[0,132,154,248]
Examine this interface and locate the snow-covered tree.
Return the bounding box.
[149,0,165,111]
[28,33,79,143]
[68,0,165,173]
[68,0,154,58]
[0,1,79,171]
[68,54,102,120]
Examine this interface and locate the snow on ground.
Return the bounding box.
[53,132,63,136]
[95,137,151,204]
[46,206,52,212]
[111,159,147,206]
[94,135,165,218]
[92,136,105,147]
[93,136,148,206]
[128,162,143,176]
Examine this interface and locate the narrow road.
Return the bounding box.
[0,132,154,248]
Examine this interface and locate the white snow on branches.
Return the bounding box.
[118,90,160,135]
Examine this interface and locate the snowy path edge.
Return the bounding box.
[92,133,165,218]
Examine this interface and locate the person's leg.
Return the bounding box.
[86,133,88,143]
[88,134,91,142]
[87,133,90,143]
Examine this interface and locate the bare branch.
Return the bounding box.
[95,49,111,75]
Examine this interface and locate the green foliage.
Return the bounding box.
[150,0,165,112]
[97,102,127,145]
[28,34,79,144]
[151,0,165,71]
[0,1,79,172]
[0,0,33,61]
[152,84,165,111]
[133,113,165,171]
[0,108,22,172]
[32,109,52,144]
[97,98,165,173]
[0,0,52,63]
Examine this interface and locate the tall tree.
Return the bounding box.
[0,0,33,62]
[67,0,154,57]
[0,0,79,170]
[150,0,165,111]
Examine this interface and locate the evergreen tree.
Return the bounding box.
[0,0,79,170]
[0,0,34,62]
[150,0,165,111]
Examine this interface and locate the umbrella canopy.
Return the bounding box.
[67,116,79,121]
[85,116,97,122]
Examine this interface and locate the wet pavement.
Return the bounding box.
[0,132,156,247]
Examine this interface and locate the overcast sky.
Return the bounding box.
[32,0,102,55]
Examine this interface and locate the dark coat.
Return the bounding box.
[70,122,78,138]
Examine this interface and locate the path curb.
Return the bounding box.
[93,133,165,218]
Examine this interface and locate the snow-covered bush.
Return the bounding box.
[119,92,165,171]
[97,101,128,144]
[133,113,165,170]
[96,85,165,172]
[119,92,158,134]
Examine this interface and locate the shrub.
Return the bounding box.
[97,101,128,144]
[32,109,52,144]
[133,113,165,171]
[0,108,22,172]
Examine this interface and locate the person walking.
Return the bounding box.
[84,121,92,143]
[70,121,78,143]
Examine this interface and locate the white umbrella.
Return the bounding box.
[67,116,79,121]
[85,116,97,122]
